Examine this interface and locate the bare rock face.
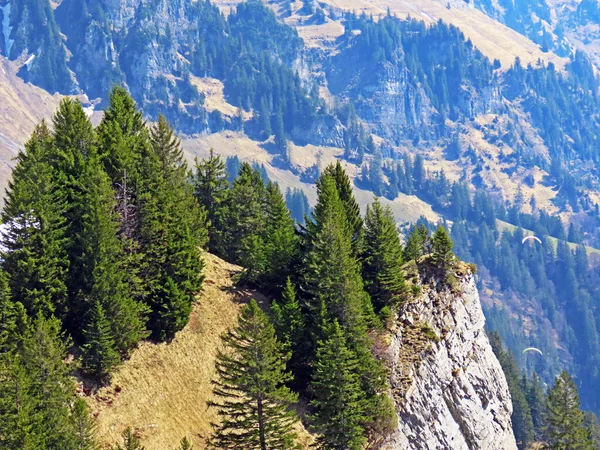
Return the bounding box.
[384,267,517,450]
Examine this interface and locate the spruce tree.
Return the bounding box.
[0,271,21,354]
[97,86,148,188]
[310,321,366,450]
[0,355,36,449]
[1,122,69,320]
[545,371,594,450]
[113,427,145,450]
[303,174,394,436]
[362,198,405,312]
[81,301,121,383]
[193,149,229,251]
[176,437,193,450]
[271,278,306,381]
[320,161,363,256]
[431,225,454,270]
[303,174,371,335]
[49,99,97,329]
[209,299,300,450]
[20,316,79,448]
[218,163,267,263]
[403,226,425,262]
[263,181,298,289]
[76,157,148,354]
[70,397,98,450]
[139,116,206,341]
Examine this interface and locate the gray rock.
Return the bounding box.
[384,273,517,450]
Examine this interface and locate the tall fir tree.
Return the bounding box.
[304,174,374,335]
[218,163,267,264]
[320,161,363,256]
[81,301,121,383]
[97,86,148,188]
[138,116,206,341]
[193,149,229,251]
[0,271,19,358]
[49,99,97,325]
[403,225,426,262]
[431,225,454,270]
[271,278,307,382]
[262,181,298,289]
[75,157,148,354]
[362,198,405,313]
[303,173,394,437]
[309,321,366,450]
[1,122,69,320]
[70,397,98,450]
[209,300,300,450]
[545,371,594,450]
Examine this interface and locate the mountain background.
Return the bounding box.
[3,0,600,418]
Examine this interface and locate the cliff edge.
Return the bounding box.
[384,263,517,450]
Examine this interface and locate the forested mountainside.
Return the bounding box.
[2,90,595,449]
[6,0,600,436]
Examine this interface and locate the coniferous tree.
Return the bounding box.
[545,371,594,450]
[97,86,148,188]
[310,321,366,450]
[362,199,405,312]
[218,163,266,263]
[193,149,229,251]
[320,161,363,256]
[70,397,98,450]
[1,122,69,320]
[49,99,97,328]
[139,116,206,341]
[303,173,394,438]
[431,225,454,270]
[19,316,80,448]
[113,427,145,450]
[0,270,24,355]
[263,181,298,289]
[0,355,36,449]
[304,174,371,335]
[403,226,425,262]
[271,278,306,381]
[176,437,193,450]
[76,157,148,354]
[209,299,300,450]
[81,301,121,383]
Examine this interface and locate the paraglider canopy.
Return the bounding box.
[522,347,543,355]
[521,235,542,245]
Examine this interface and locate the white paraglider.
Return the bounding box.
[522,235,542,245]
[522,347,543,355]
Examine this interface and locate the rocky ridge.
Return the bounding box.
[384,263,517,450]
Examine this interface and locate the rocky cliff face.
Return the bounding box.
[384,264,517,450]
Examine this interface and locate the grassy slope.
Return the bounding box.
[85,253,313,450]
[0,57,62,197]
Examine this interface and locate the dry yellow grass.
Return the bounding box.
[189,76,252,120]
[87,253,314,449]
[87,254,246,449]
[0,57,62,195]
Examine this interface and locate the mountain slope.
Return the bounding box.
[85,253,316,449]
[83,254,516,449]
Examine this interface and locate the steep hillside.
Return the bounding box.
[83,254,516,450]
[85,253,315,449]
[0,57,61,194]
